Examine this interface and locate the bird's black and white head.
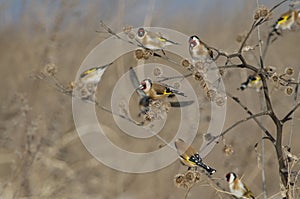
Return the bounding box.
[139,79,152,93]
[189,35,200,48]
[137,28,146,38]
[225,172,237,184]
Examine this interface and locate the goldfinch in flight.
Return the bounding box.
[175,138,216,175]
[273,9,300,35]
[189,35,213,61]
[139,78,186,100]
[136,27,179,52]
[79,62,113,85]
[240,74,262,92]
[225,172,255,199]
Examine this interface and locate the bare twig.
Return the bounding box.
[288,72,300,148]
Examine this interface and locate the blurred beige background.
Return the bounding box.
[1,0,300,198]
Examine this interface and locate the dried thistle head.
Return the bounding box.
[135,49,144,60]
[285,86,294,96]
[174,173,186,188]
[219,68,225,76]
[194,171,202,183]
[43,63,57,76]
[181,59,190,68]
[254,5,270,20]
[206,89,217,101]
[173,82,181,89]
[271,74,279,83]
[79,87,92,99]
[266,65,276,77]
[284,67,294,76]
[143,49,153,59]
[184,170,196,184]
[194,71,204,81]
[223,144,234,156]
[123,25,133,34]
[128,32,135,40]
[153,67,162,76]
[215,96,226,107]
[195,61,204,70]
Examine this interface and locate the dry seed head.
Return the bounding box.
[219,68,225,76]
[266,65,276,73]
[285,86,294,96]
[173,82,181,89]
[272,74,279,83]
[145,112,155,121]
[128,32,135,40]
[79,87,91,99]
[194,171,201,183]
[43,63,57,76]
[254,5,269,20]
[143,49,153,59]
[206,89,217,101]
[153,67,162,76]
[215,96,226,107]
[122,25,133,34]
[194,71,204,81]
[181,59,190,68]
[174,174,185,188]
[135,49,144,60]
[223,144,234,156]
[195,61,204,70]
[184,170,195,184]
[86,82,97,92]
[284,67,294,76]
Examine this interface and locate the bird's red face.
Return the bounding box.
[189,36,199,48]
[137,28,145,37]
[139,81,147,90]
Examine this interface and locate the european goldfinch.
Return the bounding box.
[189,35,213,61]
[79,62,113,85]
[139,78,186,100]
[225,172,255,199]
[136,27,179,52]
[240,74,262,91]
[273,9,300,35]
[175,138,216,175]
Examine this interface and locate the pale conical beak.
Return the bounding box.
[138,84,144,90]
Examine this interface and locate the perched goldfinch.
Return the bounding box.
[139,78,186,100]
[79,62,113,85]
[189,35,213,61]
[273,9,300,35]
[240,74,262,91]
[136,27,179,52]
[129,68,193,116]
[175,138,216,175]
[225,172,255,199]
